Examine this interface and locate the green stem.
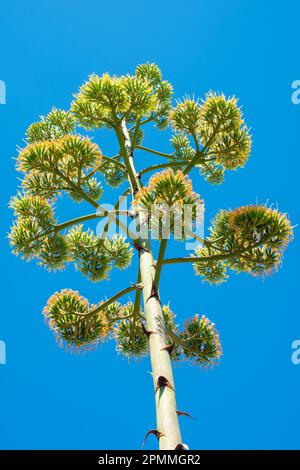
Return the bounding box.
[22,209,133,251]
[133,268,142,317]
[182,150,203,175]
[184,227,206,245]
[84,154,123,182]
[183,113,229,175]
[162,235,276,266]
[100,188,131,238]
[129,115,155,132]
[139,161,185,176]
[89,284,142,316]
[21,212,106,249]
[154,238,168,288]
[109,311,137,324]
[135,145,174,159]
[115,121,139,193]
[101,154,126,171]
[130,118,141,150]
[54,167,99,208]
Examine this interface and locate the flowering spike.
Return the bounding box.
[193,205,293,283]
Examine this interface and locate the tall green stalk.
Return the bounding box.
[117,121,182,450]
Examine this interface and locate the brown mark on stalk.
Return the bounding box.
[141,429,165,449]
[175,443,187,450]
[146,281,160,303]
[132,242,151,253]
[176,410,195,419]
[140,321,157,339]
[136,172,142,184]
[155,375,175,393]
[161,343,175,355]
[132,282,144,291]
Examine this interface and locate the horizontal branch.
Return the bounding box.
[139,161,185,176]
[162,253,229,265]
[53,167,100,208]
[22,209,132,250]
[184,227,206,246]
[129,115,155,132]
[101,154,126,170]
[89,283,143,316]
[84,154,124,182]
[163,235,276,266]
[135,145,174,160]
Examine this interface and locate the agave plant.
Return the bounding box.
[9,63,293,449]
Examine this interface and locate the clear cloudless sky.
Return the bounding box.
[0,0,299,450]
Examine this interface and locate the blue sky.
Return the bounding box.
[0,0,299,450]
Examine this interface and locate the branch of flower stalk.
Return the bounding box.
[99,187,131,239]
[199,161,215,178]
[191,131,201,153]
[182,133,203,175]
[55,164,136,240]
[162,253,229,265]
[137,146,216,177]
[129,114,155,133]
[139,161,186,176]
[126,268,143,344]
[135,145,174,159]
[130,118,141,150]
[181,227,206,246]
[101,154,126,170]
[89,283,143,316]
[183,119,224,175]
[53,167,100,208]
[77,163,83,188]
[133,268,142,318]
[53,154,122,211]
[59,287,143,321]
[183,113,229,175]
[20,209,133,251]
[89,208,135,273]
[184,228,223,252]
[154,238,168,288]
[105,211,137,242]
[114,120,139,193]
[183,148,217,175]
[84,154,125,182]
[108,311,136,324]
[18,212,106,250]
[162,234,277,266]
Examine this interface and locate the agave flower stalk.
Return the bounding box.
[9,63,293,450]
[117,120,181,449]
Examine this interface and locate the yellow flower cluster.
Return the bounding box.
[134,169,201,209]
[17,134,102,175]
[198,314,222,364]
[71,71,164,128]
[133,169,202,239]
[181,314,222,368]
[170,93,252,171]
[43,289,109,353]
